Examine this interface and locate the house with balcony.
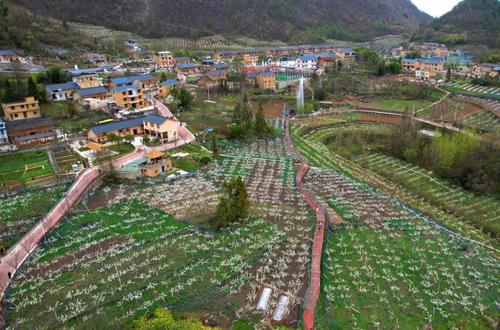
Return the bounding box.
[112,85,150,112]
[154,51,174,68]
[2,97,41,121]
[87,115,179,144]
[141,151,173,177]
[257,72,276,90]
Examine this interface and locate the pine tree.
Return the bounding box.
[240,93,253,129]
[27,77,38,99]
[446,68,452,82]
[254,104,269,135]
[160,72,167,82]
[213,176,249,228]
[3,80,16,102]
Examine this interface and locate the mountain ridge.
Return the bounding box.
[11,0,431,43]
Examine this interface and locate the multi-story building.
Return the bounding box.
[472,63,500,78]
[257,72,276,90]
[2,97,41,121]
[72,74,103,89]
[109,74,159,91]
[74,86,108,100]
[154,51,174,68]
[112,86,147,111]
[87,115,180,144]
[402,58,444,79]
[243,53,258,65]
[0,118,8,144]
[159,80,180,97]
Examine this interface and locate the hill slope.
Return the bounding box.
[11,0,430,43]
[415,0,500,48]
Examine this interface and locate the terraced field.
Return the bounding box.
[460,110,500,132]
[290,117,500,329]
[6,139,313,328]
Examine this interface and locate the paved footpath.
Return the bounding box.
[284,114,326,330]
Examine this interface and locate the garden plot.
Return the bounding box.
[206,139,313,321]
[460,110,500,132]
[6,200,288,328]
[419,97,481,123]
[319,219,499,329]
[357,153,500,235]
[290,127,500,328]
[0,185,67,250]
[290,122,497,245]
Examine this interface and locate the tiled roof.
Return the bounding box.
[89,115,169,135]
[0,50,15,56]
[113,85,140,92]
[6,117,54,131]
[46,82,79,92]
[111,74,155,85]
[259,71,275,77]
[160,80,179,86]
[177,63,198,69]
[76,86,108,97]
[208,70,224,76]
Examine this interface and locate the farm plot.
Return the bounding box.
[357,153,500,238]
[290,121,497,246]
[0,185,67,250]
[0,151,54,188]
[460,110,500,132]
[297,153,499,328]
[419,97,481,123]
[6,200,288,328]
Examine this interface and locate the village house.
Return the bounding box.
[112,85,149,112]
[245,72,258,86]
[87,115,179,144]
[0,50,19,62]
[317,55,339,69]
[0,118,8,144]
[109,74,159,91]
[173,57,191,65]
[159,80,180,97]
[74,86,108,101]
[257,72,276,90]
[196,70,227,89]
[175,63,199,74]
[6,117,57,147]
[141,150,173,177]
[472,63,500,78]
[402,58,444,79]
[46,82,79,101]
[154,51,174,68]
[336,48,357,65]
[72,74,103,89]
[2,97,41,121]
[295,54,320,70]
[243,53,258,65]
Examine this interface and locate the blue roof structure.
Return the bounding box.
[215,63,229,69]
[208,70,224,76]
[89,115,169,135]
[174,56,190,61]
[0,50,15,56]
[246,72,257,78]
[419,58,444,64]
[402,59,417,63]
[113,85,140,92]
[160,80,179,86]
[76,86,107,97]
[111,74,154,85]
[46,82,79,92]
[177,63,198,69]
[259,71,275,77]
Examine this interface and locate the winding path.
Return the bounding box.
[284,113,326,330]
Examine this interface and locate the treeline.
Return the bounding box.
[354,47,402,76]
[0,67,69,104]
[385,113,500,195]
[226,94,272,140]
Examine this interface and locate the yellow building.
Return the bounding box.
[141,151,173,177]
[257,72,276,90]
[159,80,180,97]
[87,115,179,144]
[243,53,258,65]
[112,86,147,111]
[154,51,173,68]
[73,74,103,89]
[2,97,41,121]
